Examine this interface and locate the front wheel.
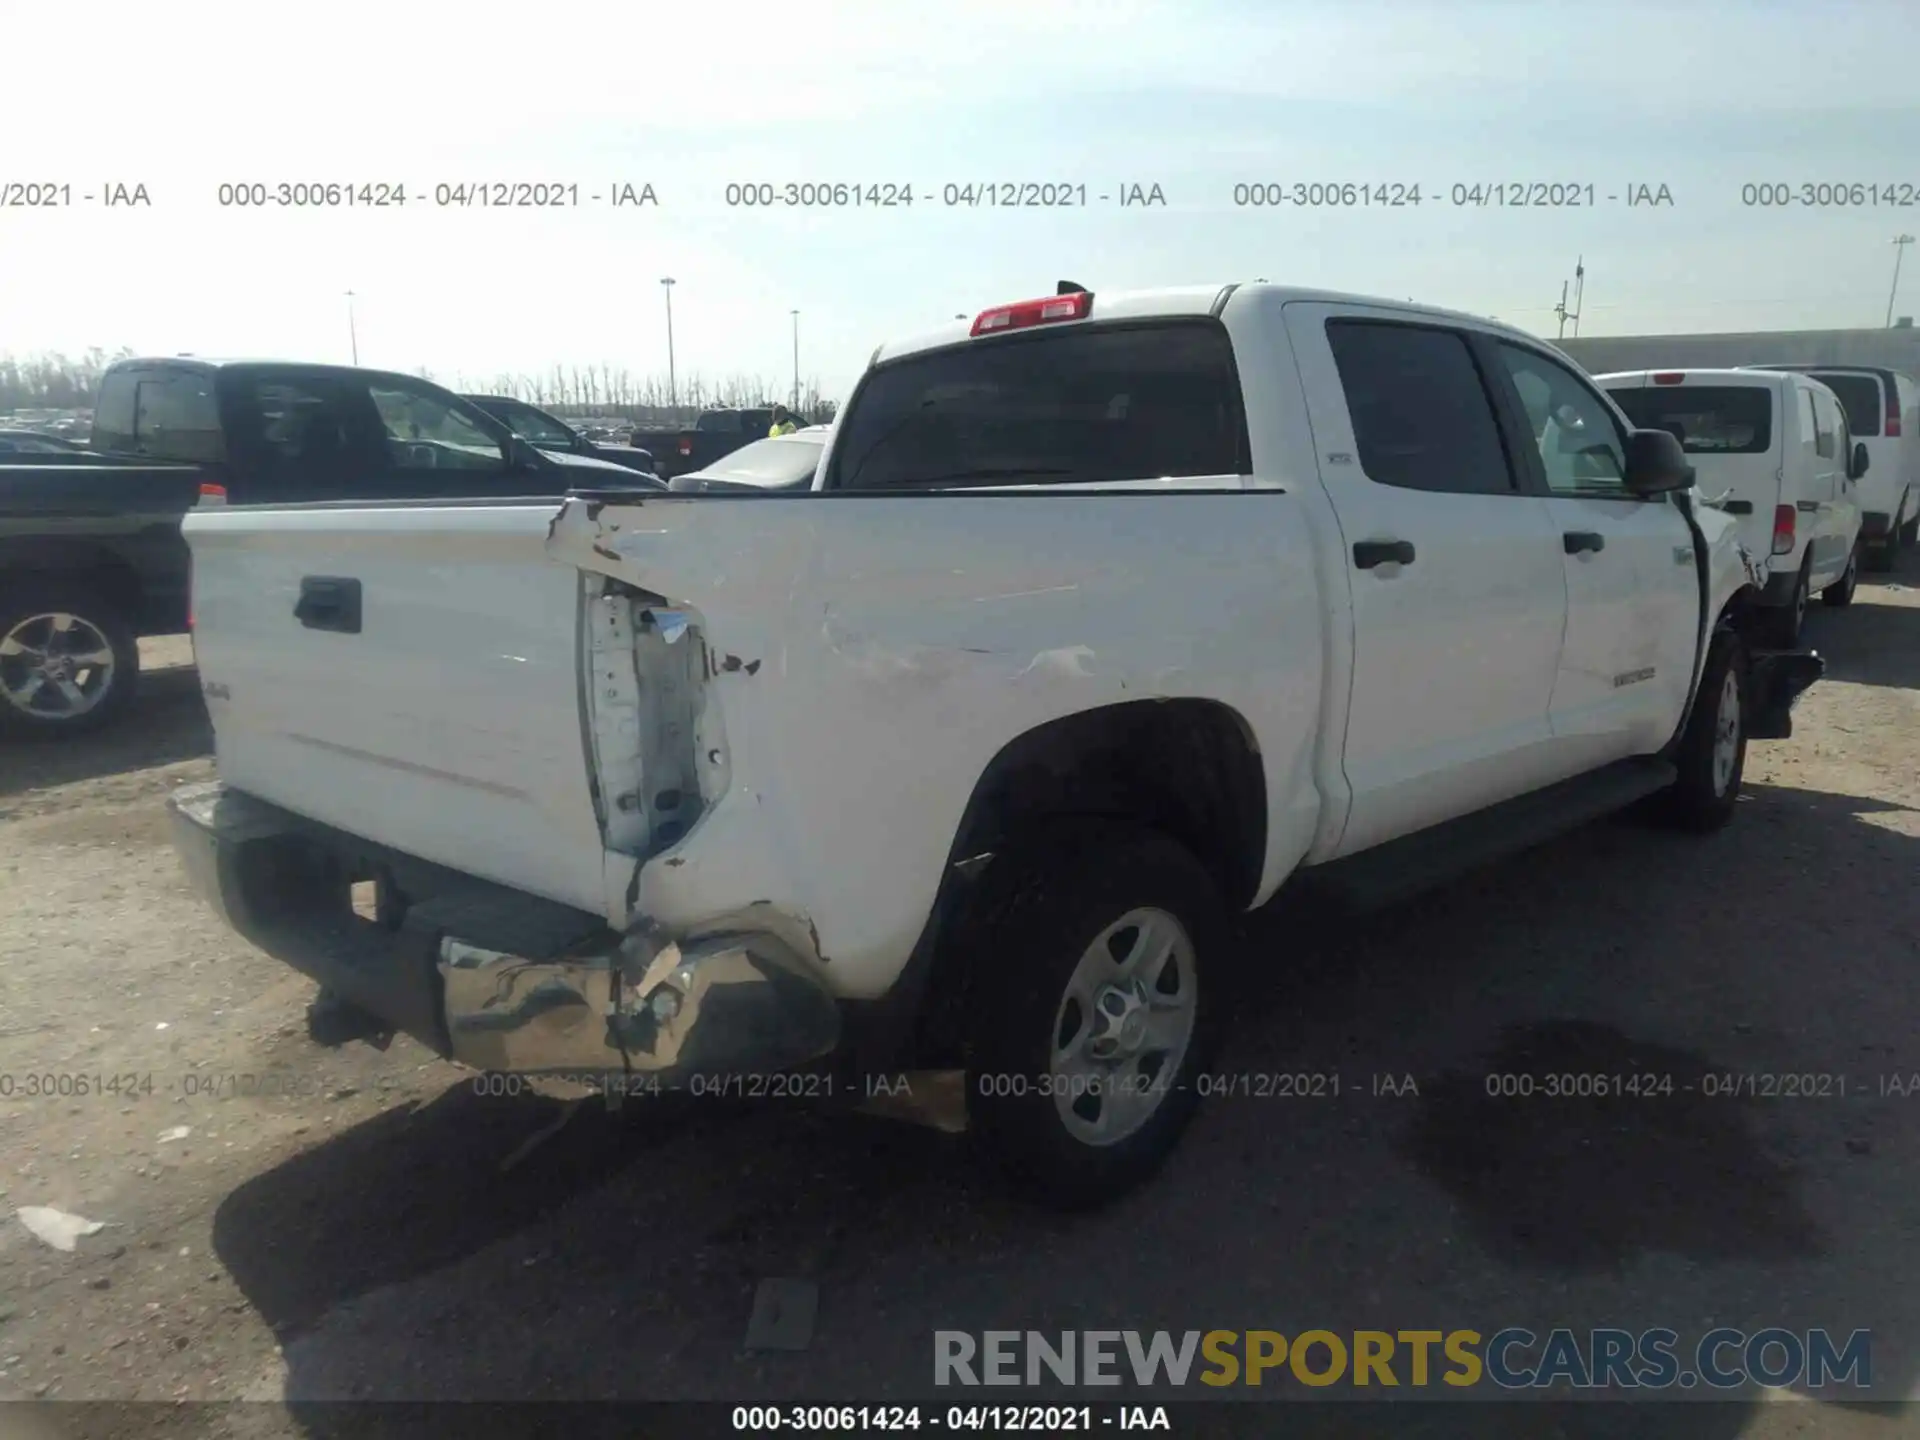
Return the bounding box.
[1659,629,1749,833]
[1822,546,1859,607]
[962,823,1230,1209]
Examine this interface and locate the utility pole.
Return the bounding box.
[345,290,359,364]
[1572,256,1585,337]
[791,309,800,413]
[1888,236,1915,327]
[1553,256,1584,339]
[660,277,677,411]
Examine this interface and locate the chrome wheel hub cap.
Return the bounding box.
[1049,906,1197,1148]
[0,612,116,718]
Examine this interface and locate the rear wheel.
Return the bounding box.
[961,822,1230,1209]
[0,583,139,738]
[1865,539,1896,573]
[1822,545,1859,607]
[1659,629,1748,833]
[1901,507,1919,548]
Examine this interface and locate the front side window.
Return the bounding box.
[1811,390,1838,460]
[1494,344,1627,495]
[368,384,505,470]
[829,321,1248,491]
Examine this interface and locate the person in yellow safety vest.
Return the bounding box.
[768,404,799,438]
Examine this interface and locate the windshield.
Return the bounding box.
[481,400,576,447]
[1606,385,1774,455]
[826,321,1248,491]
[693,435,825,488]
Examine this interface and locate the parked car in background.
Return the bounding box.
[0,358,660,737]
[1745,365,1920,570]
[1599,368,1866,644]
[463,395,662,477]
[170,283,1823,1206]
[665,425,830,493]
[626,406,795,480]
[0,429,88,456]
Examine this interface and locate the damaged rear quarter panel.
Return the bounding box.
[548,490,1325,1000]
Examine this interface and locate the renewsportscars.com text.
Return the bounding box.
[934,1328,1872,1391]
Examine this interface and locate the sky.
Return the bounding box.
[3,0,1918,401]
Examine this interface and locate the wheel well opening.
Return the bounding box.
[902,699,1266,1069]
[954,699,1266,909]
[1,553,143,620]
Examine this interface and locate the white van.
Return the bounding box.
[1746,365,1920,571]
[1598,368,1866,643]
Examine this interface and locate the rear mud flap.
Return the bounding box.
[1747,648,1824,741]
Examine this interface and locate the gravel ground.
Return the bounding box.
[1,569,1919,1438]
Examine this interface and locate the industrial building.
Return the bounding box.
[1557,322,1920,377]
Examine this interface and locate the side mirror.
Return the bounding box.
[1849,441,1870,480]
[1622,427,1694,496]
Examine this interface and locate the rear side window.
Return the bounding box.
[1325,321,1513,495]
[828,321,1249,491]
[132,372,223,462]
[1806,372,1882,437]
[1606,385,1773,454]
[1811,389,1839,459]
[92,371,138,452]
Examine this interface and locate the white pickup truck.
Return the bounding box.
[170,283,1824,1207]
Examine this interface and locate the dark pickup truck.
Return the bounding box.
[462,395,663,477]
[624,406,794,480]
[0,357,661,738]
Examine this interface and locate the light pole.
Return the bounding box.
[1888,235,1915,327]
[791,309,800,413]
[660,277,677,411]
[345,290,359,365]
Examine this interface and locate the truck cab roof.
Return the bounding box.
[874,283,1553,368]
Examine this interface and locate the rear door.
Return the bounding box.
[1493,347,1700,763]
[1284,305,1569,854]
[1602,373,1780,563]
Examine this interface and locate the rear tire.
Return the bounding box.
[1900,508,1919,548]
[961,822,1230,1209]
[1865,541,1896,573]
[1822,546,1859,607]
[1659,629,1748,833]
[0,582,140,739]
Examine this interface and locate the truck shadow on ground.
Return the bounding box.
[0,662,208,802]
[210,779,1916,1430]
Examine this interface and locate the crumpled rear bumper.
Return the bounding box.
[167,780,840,1082]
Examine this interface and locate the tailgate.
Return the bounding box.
[184,501,614,916]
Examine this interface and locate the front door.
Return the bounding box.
[1284,304,1571,857]
[1485,341,1701,766]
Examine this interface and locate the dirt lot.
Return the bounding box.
[2,573,1919,1436]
